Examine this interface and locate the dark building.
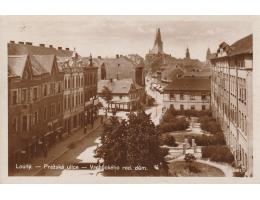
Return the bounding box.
[8,54,64,171]
[89,55,145,87]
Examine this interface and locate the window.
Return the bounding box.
[170,93,175,100]
[22,115,27,131]
[202,105,206,110]
[190,95,195,100]
[12,118,18,134]
[73,115,77,128]
[21,89,27,103]
[50,83,55,95]
[43,84,47,96]
[180,104,184,110]
[50,104,55,117]
[72,77,75,88]
[64,95,67,110]
[12,90,18,105]
[191,105,195,110]
[180,93,184,100]
[64,79,67,89]
[33,87,38,101]
[201,94,206,100]
[57,101,61,114]
[35,111,38,123]
[44,107,47,120]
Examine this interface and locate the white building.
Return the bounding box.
[210,34,253,176]
[163,77,211,111]
[98,78,144,112]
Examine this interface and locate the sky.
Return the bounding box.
[1,16,253,61]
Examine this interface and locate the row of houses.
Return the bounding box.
[8,42,98,170]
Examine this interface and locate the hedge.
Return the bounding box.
[202,145,234,164]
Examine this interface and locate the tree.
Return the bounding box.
[100,86,112,116]
[96,114,127,169]
[96,110,169,176]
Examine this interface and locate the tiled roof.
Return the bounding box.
[9,54,59,77]
[8,55,28,77]
[31,55,55,75]
[183,70,211,78]
[161,67,184,82]
[98,78,141,94]
[87,56,139,81]
[164,77,210,92]
[212,34,253,59]
[229,34,253,56]
[8,42,73,57]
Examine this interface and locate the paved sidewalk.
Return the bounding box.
[10,117,106,176]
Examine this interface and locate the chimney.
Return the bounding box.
[116,54,119,59]
[18,41,24,44]
[49,45,53,48]
[10,40,15,44]
[58,47,62,50]
[39,43,45,47]
[117,63,120,80]
[25,42,32,45]
[98,56,102,59]
[65,47,70,50]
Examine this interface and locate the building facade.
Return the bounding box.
[57,52,85,135]
[83,56,99,131]
[210,34,253,176]
[163,77,211,111]
[8,54,64,170]
[8,41,99,172]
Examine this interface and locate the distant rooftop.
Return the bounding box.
[164,77,210,92]
[8,41,73,57]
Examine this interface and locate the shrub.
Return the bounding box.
[163,135,178,147]
[165,107,212,118]
[189,133,226,146]
[199,116,222,134]
[159,117,189,133]
[202,145,234,164]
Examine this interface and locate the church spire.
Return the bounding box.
[154,28,162,46]
[150,28,164,54]
[186,47,190,59]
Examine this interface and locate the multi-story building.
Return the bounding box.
[8,54,64,170]
[8,41,99,171]
[210,34,253,176]
[163,77,211,111]
[82,56,99,131]
[57,52,85,135]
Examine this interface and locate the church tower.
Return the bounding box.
[149,28,164,54]
[186,47,190,59]
[206,48,211,64]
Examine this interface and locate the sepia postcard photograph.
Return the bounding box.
[0,15,259,184]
